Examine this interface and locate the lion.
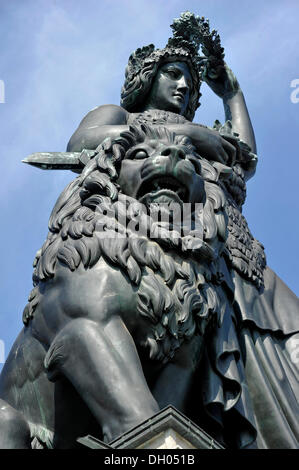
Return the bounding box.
[0,125,230,448]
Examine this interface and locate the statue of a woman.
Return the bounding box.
[65,13,298,449]
[0,12,298,450]
[67,18,256,181]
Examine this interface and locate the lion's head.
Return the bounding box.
[117,127,205,207]
[23,125,229,362]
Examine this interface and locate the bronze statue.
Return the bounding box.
[0,12,298,449]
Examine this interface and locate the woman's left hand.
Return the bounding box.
[202,60,240,99]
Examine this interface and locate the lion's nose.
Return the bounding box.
[161,146,185,160]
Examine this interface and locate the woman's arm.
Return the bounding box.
[223,90,256,154]
[67,104,129,152]
[203,62,257,154]
[67,103,236,164]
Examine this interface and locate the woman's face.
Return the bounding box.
[144,61,192,115]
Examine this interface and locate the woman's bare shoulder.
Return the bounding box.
[78,104,128,128]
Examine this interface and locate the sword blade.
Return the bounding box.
[22,152,82,170]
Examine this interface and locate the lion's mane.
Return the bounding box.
[23,125,229,362]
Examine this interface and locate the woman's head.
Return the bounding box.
[120,46,202,121]
[142,61,192,116]
[120,12,225,121]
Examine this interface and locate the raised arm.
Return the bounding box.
[203,62,257,154]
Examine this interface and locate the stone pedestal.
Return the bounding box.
[77,406,223,449]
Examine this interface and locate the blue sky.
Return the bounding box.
[0,0,298,371]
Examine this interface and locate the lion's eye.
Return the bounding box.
[132,150,148,160]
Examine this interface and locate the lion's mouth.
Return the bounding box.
[137,176,188,203]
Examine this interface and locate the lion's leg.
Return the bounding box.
[44,317,159,442]
[149,335,204,415]
[0,399,31,448]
